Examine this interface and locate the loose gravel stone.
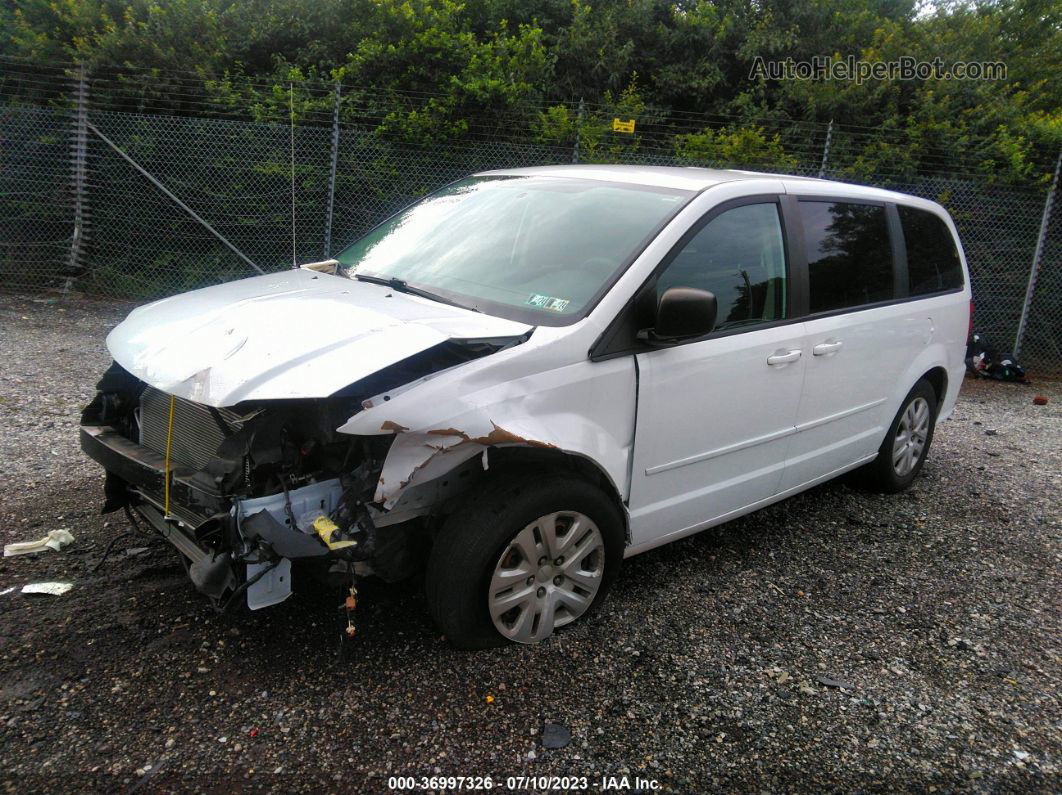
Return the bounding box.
[0,292,1059,792]
[542,723,572,750]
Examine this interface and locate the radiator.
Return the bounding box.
[139,386,245,472]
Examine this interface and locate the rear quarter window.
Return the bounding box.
[898,205,965,295]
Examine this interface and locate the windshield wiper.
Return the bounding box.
[354,274,479,312]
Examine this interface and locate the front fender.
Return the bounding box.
[340,356,637,509]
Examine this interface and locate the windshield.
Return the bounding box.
[334,176,692,325]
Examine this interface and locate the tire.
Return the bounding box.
[857,379,938,493]
[425,472,625,649]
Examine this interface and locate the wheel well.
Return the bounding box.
[921,366,948,406]
[465,446,630,540]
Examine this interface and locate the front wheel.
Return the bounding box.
[425,473,625,649]
[858,379,938,492]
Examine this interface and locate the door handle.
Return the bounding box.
[812,340,844,356]
[767,349,802,366]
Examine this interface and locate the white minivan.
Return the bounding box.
[80,165,970,647]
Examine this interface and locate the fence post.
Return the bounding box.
[65,64,89,294]
[572,98,584,164]
[323,81,341,258]
[817,119,833,179]
[1014,149,1061,358]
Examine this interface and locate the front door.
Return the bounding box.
[628,200,806,549]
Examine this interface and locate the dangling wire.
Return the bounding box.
[90,531,133,572]
[91,507,154,572]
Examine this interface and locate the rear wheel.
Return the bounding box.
[425,473,624,649]
[858,379,938,492]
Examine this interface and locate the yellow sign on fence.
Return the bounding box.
[612,118,636,134]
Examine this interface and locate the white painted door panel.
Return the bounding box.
[781,305,930,490]
[628,323,807,546]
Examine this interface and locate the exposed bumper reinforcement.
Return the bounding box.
[80,424,229,522]
[80,424,165,493]
[134,502,208,564]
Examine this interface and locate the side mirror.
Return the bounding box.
[652,286,717,341]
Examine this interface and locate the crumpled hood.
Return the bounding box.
[107,270,531,407]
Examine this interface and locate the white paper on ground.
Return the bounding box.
[4,529,75,557]
[21,582,73,596]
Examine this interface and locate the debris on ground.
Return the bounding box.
[4,528,74,557]
[966,332,1028,382]
[542,723,571,749]
[817,675,855,690]
[20,582,73,596]
[1033,395,1049,405]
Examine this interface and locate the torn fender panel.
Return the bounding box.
[347,356,639,508]
[374,421,560,507]
[375,432,482,508]
[107,270,530,407]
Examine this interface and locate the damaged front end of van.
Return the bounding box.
[79,268,534,611]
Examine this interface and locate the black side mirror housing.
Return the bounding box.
[652,286,718,341]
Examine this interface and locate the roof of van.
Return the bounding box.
[476,164,924,205]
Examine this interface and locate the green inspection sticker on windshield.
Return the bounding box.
[525,293,571,313]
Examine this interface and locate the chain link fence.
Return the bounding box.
[1,84,1059,373]
[1,106,73,285]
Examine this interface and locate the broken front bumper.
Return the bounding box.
[80,425,228,519]
[80,424,363,610]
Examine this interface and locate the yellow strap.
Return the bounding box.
[164,394,175,517]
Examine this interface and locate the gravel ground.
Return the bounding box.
[0,291,1059,793]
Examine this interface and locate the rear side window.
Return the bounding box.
[799,201,894,313]
[898,205,964,295]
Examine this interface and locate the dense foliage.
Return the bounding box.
[2,0,1059,182]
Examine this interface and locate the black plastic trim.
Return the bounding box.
[886,203,910,298]
[789,194,888,207]
[779,194,809,318]
[81,425,165,493]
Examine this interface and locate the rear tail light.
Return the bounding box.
[968,299,975,340]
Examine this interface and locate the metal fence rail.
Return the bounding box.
[1,80,1059,372]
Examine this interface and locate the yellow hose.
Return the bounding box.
[164,394,175,517]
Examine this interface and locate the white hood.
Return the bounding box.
[107,270,531,407]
